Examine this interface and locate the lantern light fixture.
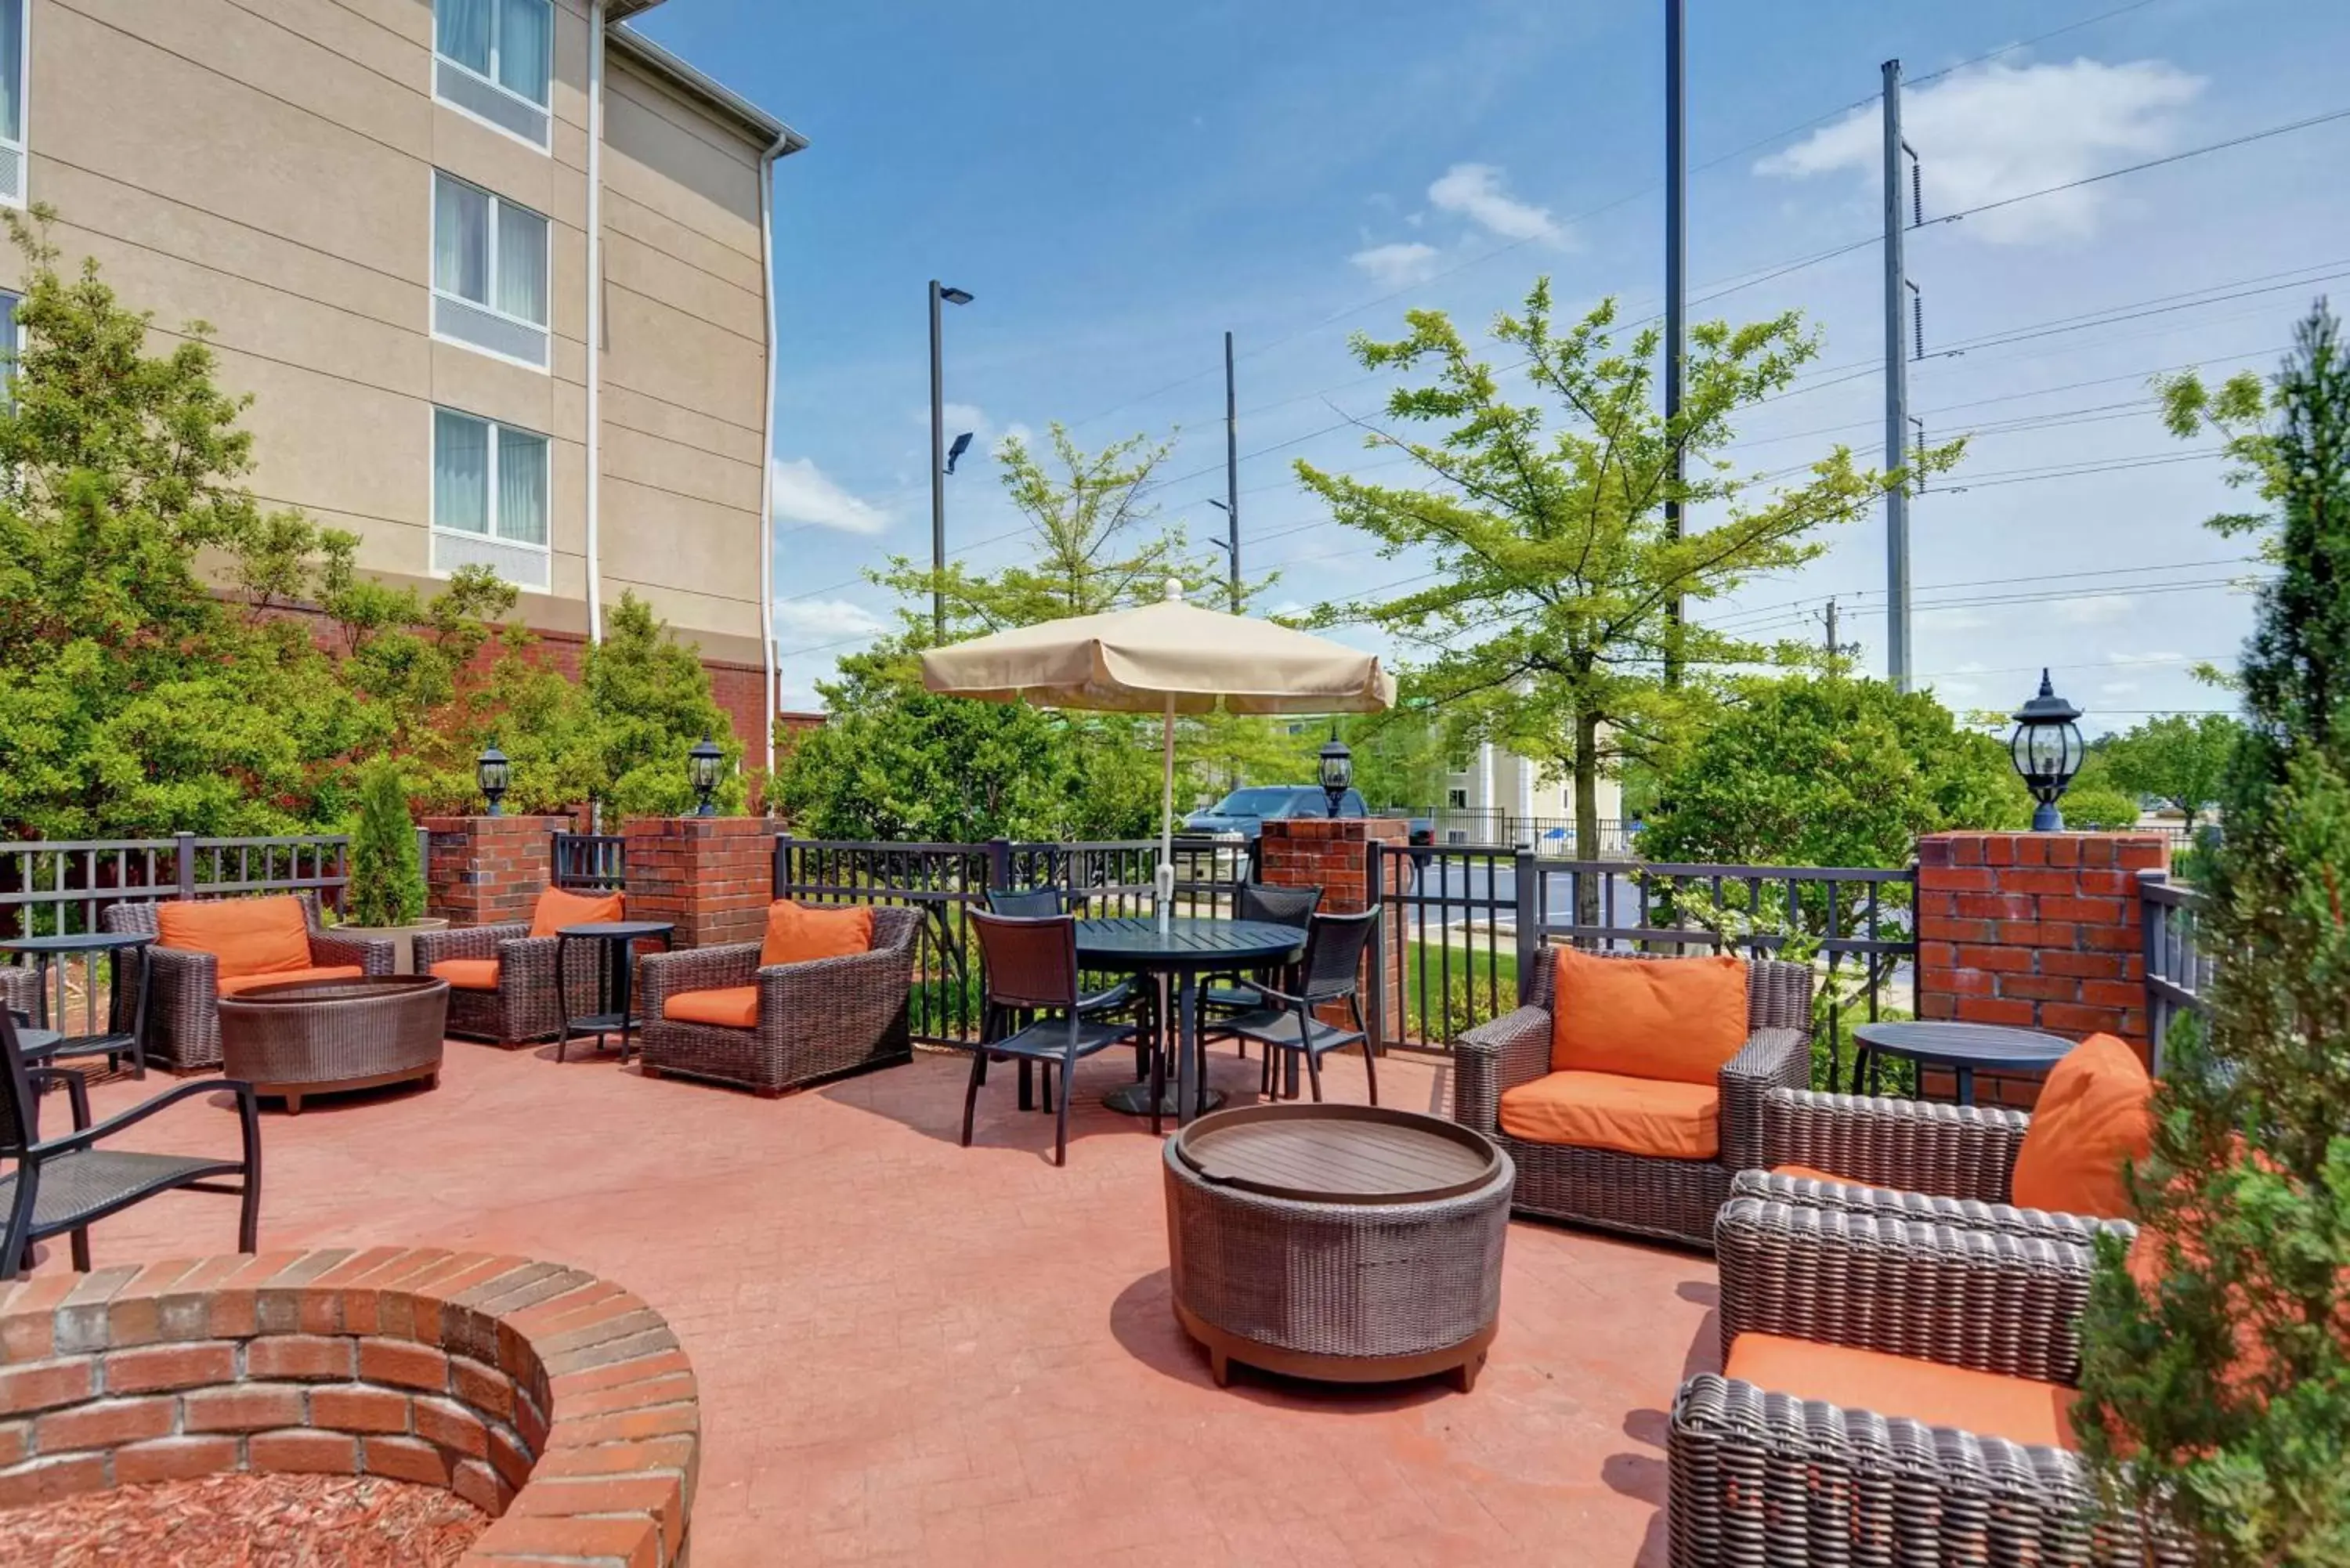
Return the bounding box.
[688,734,726,817]
[476,742,511,818]
[2009,670,2085,832]
[1318,727,1354,820]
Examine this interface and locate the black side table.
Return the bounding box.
[1851,1020,2075,1107]
[0,932,156,1079]
[555,921,675,1064]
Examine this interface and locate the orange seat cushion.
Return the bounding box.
[663,986,759,1029]
[1498,1070,1720,1160]
[216,965,365,997]
[2009,1033,2154,1218]
[529,887,625,940]
[1769,1164,1855,1185]
[1726,1331,2076,1449]
[431,959,501,992]
[1551,946,1748,1084]
[760,901,874,970]
[157,896,314,984]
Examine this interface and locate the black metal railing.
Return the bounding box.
[2138,869,2212,1072]
[0,833,351,941]
[551,832,626,891]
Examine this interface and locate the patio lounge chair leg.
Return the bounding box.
[1304,1046,1323,1104]
[1017,1060,1034,1112]
[960,1051,985,1147]
[69,1227,89,1272]
[1054,1060,1072,1167]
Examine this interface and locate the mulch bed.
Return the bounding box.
[0,1472,487,1566]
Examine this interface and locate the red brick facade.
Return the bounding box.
[1259,818,1409,1035]
[0,1248,700,1565]
[421,816,569,928]
[620,816,780,950]
[1914,830,2168,1105]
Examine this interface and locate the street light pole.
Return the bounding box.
[928,279,947,641]
[1224,330,1240,612]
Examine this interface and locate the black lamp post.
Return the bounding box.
[2009,670,2085,831]
[1318,728,1354,819]
[688,734,725,818]
[476,742,510,818]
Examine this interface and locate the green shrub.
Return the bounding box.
[344,758,425,927]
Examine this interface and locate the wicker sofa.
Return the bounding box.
[1452,948,1813,1248]
[1667,1191,2182,1567]
[635,906,920,1097]
[101,895,393,1071]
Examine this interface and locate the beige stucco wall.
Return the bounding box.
[7,0,771,663]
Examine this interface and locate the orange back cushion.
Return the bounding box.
[761,901,875,969]
[1549,946,1749,1084]
[530,887,624,939]
[2009,1033,2155,1218]
[156,896,313,981]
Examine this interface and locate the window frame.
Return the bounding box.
[428,170,552,373]
[0,0,30,210]
[430,405,552,571]
[431,0,555,153]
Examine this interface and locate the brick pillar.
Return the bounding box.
[1914,830,2169,1106]
[1259,818,1410,1039]
[421,816,566,927]
[620,817,779,949]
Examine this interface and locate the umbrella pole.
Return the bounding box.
[1157,695,1176,933]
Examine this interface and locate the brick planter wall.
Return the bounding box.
[1259,818,1408,1039]
[422,817,569,929]
[0,1250,697,1566]
[1914,830,2170,1106]
[620,817,780,950]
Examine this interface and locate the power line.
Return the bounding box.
[1905,0,2168,86]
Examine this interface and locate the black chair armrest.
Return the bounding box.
[31,1078,254,1161]
[25,1066,91,1140]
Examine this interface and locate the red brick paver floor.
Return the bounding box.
[37,1042,1719,1566]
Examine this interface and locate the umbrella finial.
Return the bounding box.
[1164,577,1184,602]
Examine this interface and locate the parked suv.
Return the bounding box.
[1184,786,1368,840]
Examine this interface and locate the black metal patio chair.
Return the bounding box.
[1214,908,1382,1105]
[985,884,1144,1083]
[1199,882,1322,1055]
[964,912,1139,1166]
[2,1007,262,1279]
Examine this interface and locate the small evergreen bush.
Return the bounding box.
[345,758,426,927]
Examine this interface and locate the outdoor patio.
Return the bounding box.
[29,1036,1716,1567]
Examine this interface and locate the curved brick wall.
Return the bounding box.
[0,1248,697,1566]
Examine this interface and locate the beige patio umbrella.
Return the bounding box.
[920,581,1396,927]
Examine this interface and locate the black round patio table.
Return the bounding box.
[1076,916,1307,1128]
[0,931,156,1078]
[1851,1020,2076,1106]
[555,921,675,1065]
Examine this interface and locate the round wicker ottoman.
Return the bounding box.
[1163,1103,1513,1392]
[216,975,449,1114]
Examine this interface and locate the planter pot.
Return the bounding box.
[333,918,449,975]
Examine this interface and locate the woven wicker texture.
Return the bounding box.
[410,921,596,1047]
[0,966,34,1021]
[216,977,448,1105]
[1162,1135,1512,1363]
[1453,950,1812,1248]
[103,897,394,1071]
[636,906,920,1096]
[1763,1086,2031,1204]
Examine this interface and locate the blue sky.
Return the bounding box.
[634,0,2350,731]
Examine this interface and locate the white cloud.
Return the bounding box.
[2109,649,2186,664]
[1755,58,2204,244]
[940,402,989,435]
[1349,241,1441,287]
[769,457,889,536]
[2057,593,2140,626]
[1427,163,1566,245]
[2099,679,2143,698]
[770,598,886,642]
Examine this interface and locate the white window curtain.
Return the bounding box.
[435,0,493,78]
[434,410,491,535]
[495,426,548,545]
[432,175,490,306]
[494,202,548,326]
[495,0,551,107]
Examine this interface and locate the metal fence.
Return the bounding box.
[2138,869,2212,1071]
[551,832,627,891]
[0,833,351,941]
[1429,808,1631,854]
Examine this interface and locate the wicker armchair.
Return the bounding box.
[410,920,598,1048]
[1729,1085,2138,1248]
[1668,1194,2183,1567]
[1452,948,1812,1248]
[635,906,920,1097]
[101,896,393,1071]
[1,966,34,1025]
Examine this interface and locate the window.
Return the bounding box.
[1446,788,1469,811]
[0,0,27,206]
[432,407,549,591]
[431,172,549,369]
[433,0,552,149]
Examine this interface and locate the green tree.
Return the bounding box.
[2101,713,2243,833]
[1298,283,1960,916]
[344,757,426,927]
[1640,674,2028,869]
[2077,306,2350,1563]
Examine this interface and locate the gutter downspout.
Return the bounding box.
[584,2,606,643]
[756,134,788,782]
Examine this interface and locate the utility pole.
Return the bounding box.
[1224,331,1240,613]
[928,279,947,641]
[1824,597,1840,673]
[1882,59,1913,692]
[1662,0,1687,687]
